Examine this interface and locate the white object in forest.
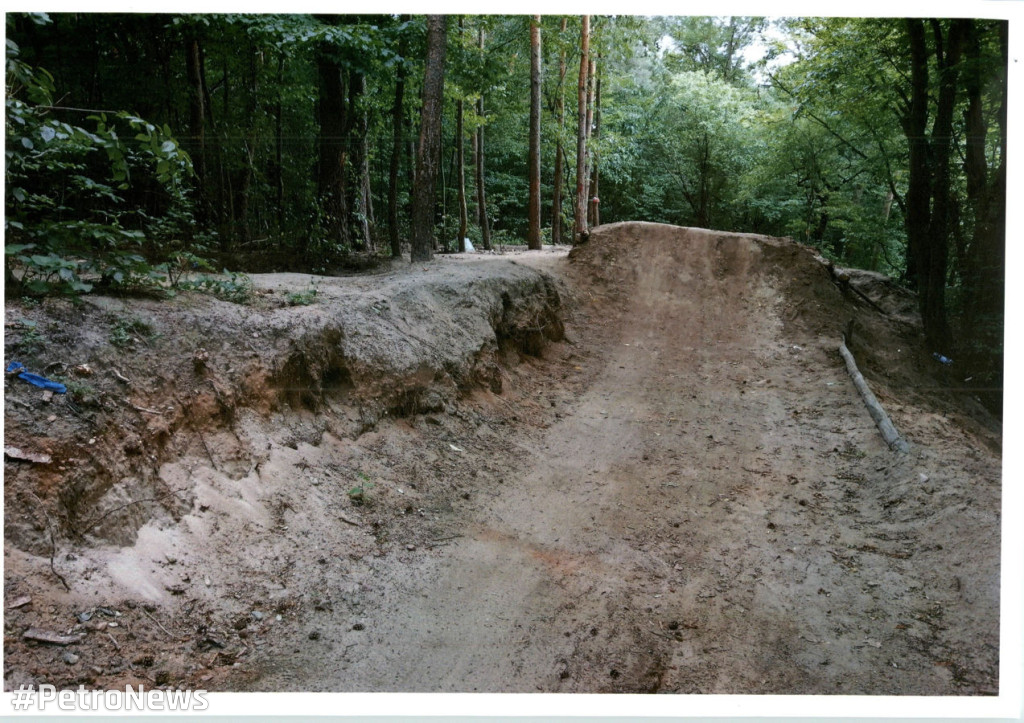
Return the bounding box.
[463,238,475,252]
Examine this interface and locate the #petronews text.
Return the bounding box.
[10,684,209,712]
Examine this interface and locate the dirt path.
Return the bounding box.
[244,225,1000,694]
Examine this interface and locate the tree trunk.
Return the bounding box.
[274,53,285,233]
[527,15,543,250]
[589,56,601,228]
[185,37,208,224]
[551,17,568,246]
[584,54,595,223]
[456,17,468,254]
[960,19,1007,397]
[924,19,967,352]
[411,15,447,263]
[348,71,370,251]
[475,27,492,250]
[317,56,350,248]
[573,15,591,244]
[902,20,933,323]
[360,127,374,252]
[389,26,408,258]
[238,44,259,246]
[456,110,468,252]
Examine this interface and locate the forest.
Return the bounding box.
[4,13,1008,408]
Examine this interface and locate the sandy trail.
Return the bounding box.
[248,224,1000,694]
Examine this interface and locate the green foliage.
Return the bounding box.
[5,23,198,298]
[659,16,767,83]
[347,472,374,506]
[109,317,157,349]
[286,280,319,306]
[161,252,217,289]
[10,317,43,351]
[62,378,101,408]
[179,272,255,304]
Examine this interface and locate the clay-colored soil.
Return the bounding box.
[4,222,1002,696]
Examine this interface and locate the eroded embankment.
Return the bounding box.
[4,258,563,552]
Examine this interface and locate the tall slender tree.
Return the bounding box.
[349,71,371,251]
[184,37,207,203]
[960,19,1007,384]
[456,96,468,252]
[573,15,591,244]
[474,24,492,250]
[316,54,349,250]
[527,15,543,249]
[588,55,601,227]
[411,14,448,263]
[551,17,568,246]
[902,18,968,351]
[389,17,410,258]
[456,17,469,254]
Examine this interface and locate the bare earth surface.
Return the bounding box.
[4,222,1002,695]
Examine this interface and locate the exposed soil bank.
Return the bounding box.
[4,224,1001,695]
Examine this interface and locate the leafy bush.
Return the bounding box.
[5,21,200,298]
[179,272,255,304]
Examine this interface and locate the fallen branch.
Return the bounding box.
[139,607,176,639]
[838,335,910,453]
[76,487,190,536]
[27,492,71,591]
[846,283,887,315]
[834,272,887,315]
[173,394,218,470]
[46,524,72,591]
[430,534,463,543]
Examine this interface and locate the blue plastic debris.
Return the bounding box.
[5,361,67,393]
[932,353,953,366]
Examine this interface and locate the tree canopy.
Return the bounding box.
[5,13,1008,406]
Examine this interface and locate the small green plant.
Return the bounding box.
[286,280,319,307]
[14,319,42,350]
[63,378,100,407]
[162,252,216,289]
[347,472,374,506]
[109,317,156,349]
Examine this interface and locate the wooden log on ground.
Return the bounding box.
[839,335,910,453]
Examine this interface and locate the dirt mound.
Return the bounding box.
[571,222,871,340]
[570,222,998,444]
